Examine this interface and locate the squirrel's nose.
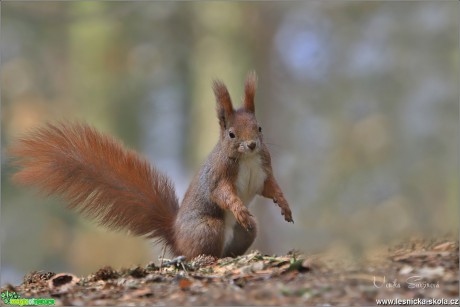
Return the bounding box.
[247,141,256,151]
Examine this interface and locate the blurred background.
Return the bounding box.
[1,2,458,286]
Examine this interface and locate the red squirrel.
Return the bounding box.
[10,71,293,260]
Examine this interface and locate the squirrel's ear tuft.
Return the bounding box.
[213,79,234,129]
[243,71,257,113]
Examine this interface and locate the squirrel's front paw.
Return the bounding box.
[274,196,293,223]
[233,207,256,231]
[281,207,294,223]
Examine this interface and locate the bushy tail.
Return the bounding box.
[9,122,179,246]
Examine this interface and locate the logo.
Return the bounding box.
[1,291,55,306]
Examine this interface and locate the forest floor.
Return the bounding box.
[1,236,458,306]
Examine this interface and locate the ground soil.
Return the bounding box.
[1,237,458,306]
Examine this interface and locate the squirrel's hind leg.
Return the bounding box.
[222,222,257,257]
[174,217,225,260]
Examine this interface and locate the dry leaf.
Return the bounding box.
[178,278,192,290]
[433,242,455,251]
[48,273,79,289]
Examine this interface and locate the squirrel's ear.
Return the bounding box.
[243,71,257,113]
[213,80,234,129]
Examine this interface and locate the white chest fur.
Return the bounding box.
[235,155,267,205]
[224,155,267,249]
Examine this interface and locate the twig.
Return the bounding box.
[159,244,167,272]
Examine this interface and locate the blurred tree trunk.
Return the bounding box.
[68,2,116,131]
[187,2,252,166]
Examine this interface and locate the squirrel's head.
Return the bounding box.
[213,71,263,159]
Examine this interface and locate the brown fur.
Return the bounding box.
[213,80,234,131]
[243,71,257,113]
[9,72,293,260]
[9,122,178,246]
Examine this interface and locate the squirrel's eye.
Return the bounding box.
[229,131,236,138]
[258,126,262,132]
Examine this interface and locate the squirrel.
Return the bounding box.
[9,71,293,260]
